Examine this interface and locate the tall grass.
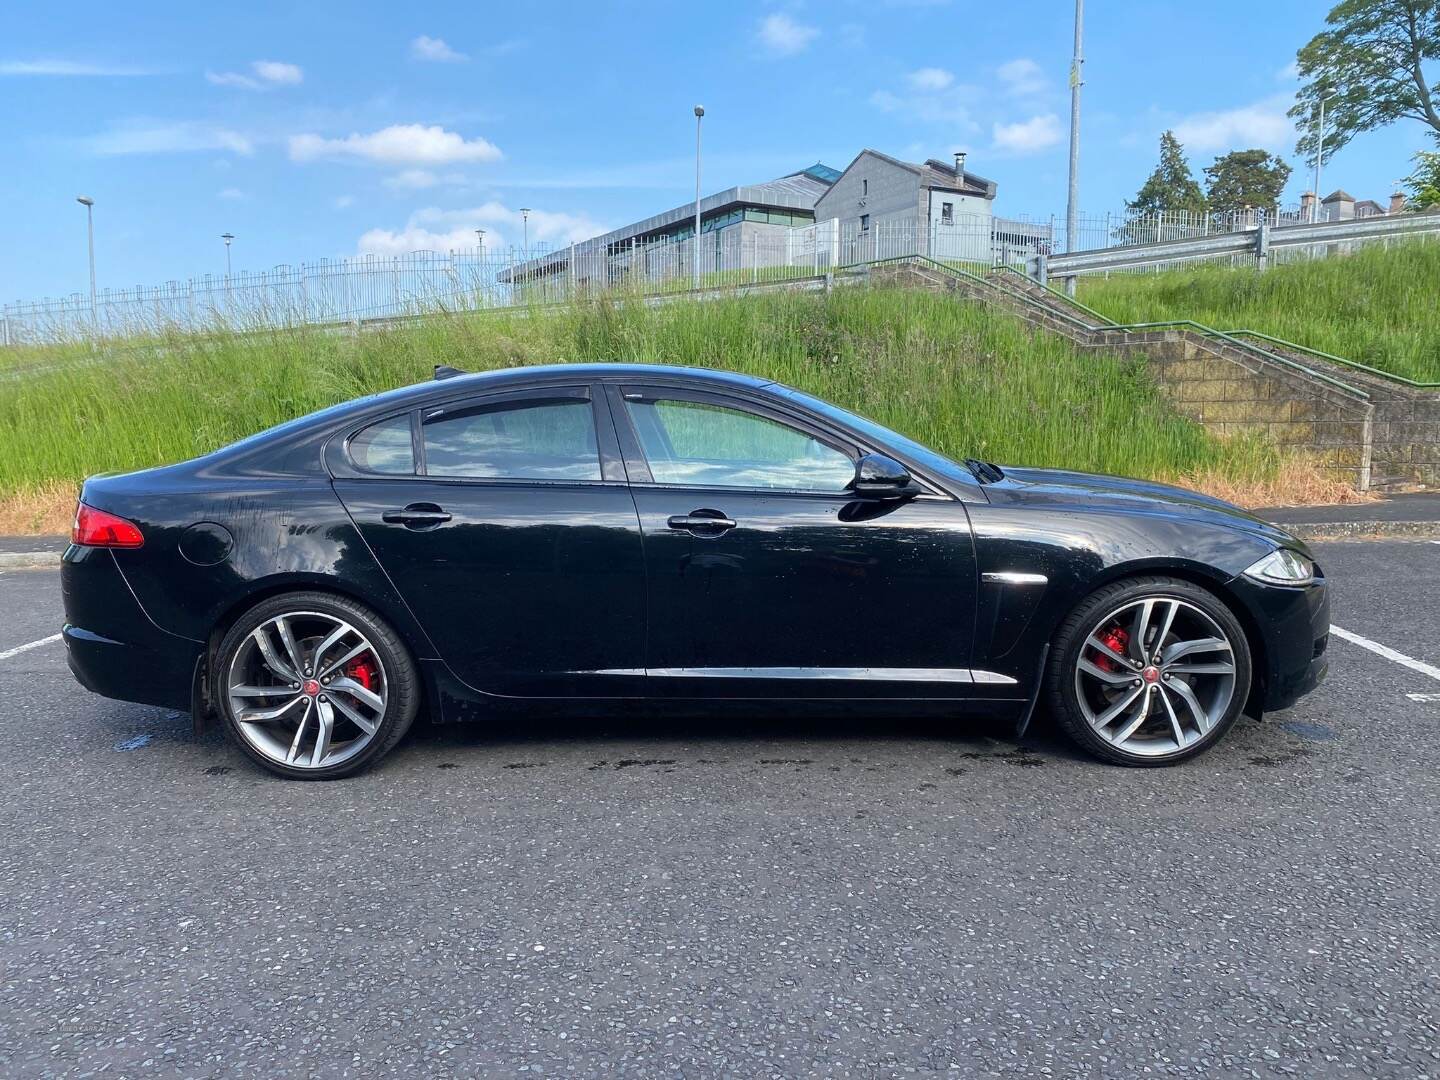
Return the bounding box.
[0,286,1306,517]
[1078,238,1440,383]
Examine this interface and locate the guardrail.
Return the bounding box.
[1042,211,1440,279]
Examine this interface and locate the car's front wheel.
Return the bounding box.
[212,592,420,779]
[1046,576,1252,766]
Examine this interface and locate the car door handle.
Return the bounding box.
[667,511,736,535]
[382,503,453,529]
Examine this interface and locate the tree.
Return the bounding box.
[1203,150,1294,213]
[1289,1,1440,162]
[1405,147,1440,208]
[1127,131,1207,216]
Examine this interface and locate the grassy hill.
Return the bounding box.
[1078,238,1440,384]
[0,286,1347,533]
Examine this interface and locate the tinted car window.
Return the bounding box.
[626,397,853,491]
[423,398,601,480]
[349,414,415,474]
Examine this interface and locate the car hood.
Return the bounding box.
[987,465,1307,552]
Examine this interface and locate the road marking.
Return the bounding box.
[1406,692,1440,702]
[0,632,62,661]
[1331,625,1440,683]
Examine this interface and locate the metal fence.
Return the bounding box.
[1,202,1425,345]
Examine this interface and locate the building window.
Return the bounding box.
[860,214,870,232]
[862,178,868,196]
[941,201,954,224]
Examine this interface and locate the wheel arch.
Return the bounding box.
[192,574,436,732]
[1048,559,1270,717]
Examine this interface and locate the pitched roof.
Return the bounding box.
[1322,189,1355,203]
[819,148,997,202]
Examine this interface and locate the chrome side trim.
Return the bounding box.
[645,667,978,681]
[583,667,1021,685]
[981,571,1049,586]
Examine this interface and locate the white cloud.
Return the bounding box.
[358,202,606,255]
[992,113,1061,154]
[252,60,302,84]
[410,35,468,62]
[289,124,502,165]
[1172,95,1292,151]
[83,122,254,156]
[757,14,819,57]
[0,59,157,76]
[1276,60,1300,82]
[334,195,356,210]
[218,187,246,200]
[207,59,303,90]
[907,67,954,92]
[997,58,1045,96]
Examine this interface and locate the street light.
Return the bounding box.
[1312,90,1334,223]
[519,209,532,250]
[693,105,704,290]
[475,228,486,257]
[221,233,235,277]
[1064,0,1084,297]
[76,196,97,332]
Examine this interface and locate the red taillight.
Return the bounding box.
[72,502,144,548]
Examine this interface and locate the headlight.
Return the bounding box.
[1243,548,1315,587]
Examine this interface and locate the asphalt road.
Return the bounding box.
[1,542,1437,1078]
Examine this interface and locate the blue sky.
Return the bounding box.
[0,0,1426,303]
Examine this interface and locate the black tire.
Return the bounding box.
[1044,575,1252,766]
[211,591,420,780]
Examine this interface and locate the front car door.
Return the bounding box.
[604,381,983,699]
[332,383,647,698]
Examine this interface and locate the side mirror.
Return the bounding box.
[849,453,916,500]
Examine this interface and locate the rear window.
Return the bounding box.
[349,414,415,474]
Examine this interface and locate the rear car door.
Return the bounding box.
[605,382,981,699]
[332,383,647,698]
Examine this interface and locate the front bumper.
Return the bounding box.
[1229,571,1330,713]
[61,545,202,711]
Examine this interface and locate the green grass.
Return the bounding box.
[1078,239,1440,384]
[0,285,1286,498]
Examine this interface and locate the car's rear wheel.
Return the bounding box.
[1046,576,1252,766]
[212,592,419,779]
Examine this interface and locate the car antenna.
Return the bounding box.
[433,365,468,380]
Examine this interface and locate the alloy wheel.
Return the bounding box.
[225,611,388,770]
[1073,596,1237,758]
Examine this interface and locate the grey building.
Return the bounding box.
[813,149,1005,262]
[505,163,841,285]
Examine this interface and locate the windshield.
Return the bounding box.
[772,387,977,485]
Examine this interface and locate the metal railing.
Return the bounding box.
[1042,210,1440,280]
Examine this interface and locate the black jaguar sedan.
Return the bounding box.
[61,363,1329,779]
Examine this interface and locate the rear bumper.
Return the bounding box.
[61,545,202,711]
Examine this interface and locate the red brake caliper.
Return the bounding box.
[1093,625,1130,673]
[344,657,378,693]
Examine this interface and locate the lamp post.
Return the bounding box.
[693,105,704,290]
[519,209,532,251]
[1064,0,1084,297]
[76,196,97,333]
[475,228,485,257]
[221,233,235,277]
[1311,91,1333,223]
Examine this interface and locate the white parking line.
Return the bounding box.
[1406,693,1440,702]
[0,633,62,661]
[1331,625,1440,683]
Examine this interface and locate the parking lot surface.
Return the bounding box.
[1,541,1437,1078]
